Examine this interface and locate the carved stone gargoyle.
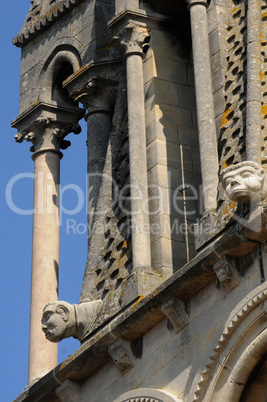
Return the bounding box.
[41,300,103,343]
[221,161,267,205]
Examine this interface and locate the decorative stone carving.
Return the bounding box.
[14,116,81,153]
[42,300,103,343]
[213,256,241,292]
[108,339,137,373]
[161,298,189,333]
[114,22,150,55]
[221,161,266,204]
[194,284,267,401]
[114,388,183,402]
[72,76,117,114]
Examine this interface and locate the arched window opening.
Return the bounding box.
[52,61,77,107]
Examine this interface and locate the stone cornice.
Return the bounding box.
[12,101,84,133]
[108,9,174,31]
[13,0,85,48]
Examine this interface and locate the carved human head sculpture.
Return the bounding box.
[42,300,103,343]
[221,161,266,203]
[42,301,76,342]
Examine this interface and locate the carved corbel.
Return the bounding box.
[161,298,189,334]
[41,300,103,343]
[113,22,150,56]
[213,256,241,292]
[108,338,138,373]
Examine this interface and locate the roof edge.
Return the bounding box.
[13,0,85,48]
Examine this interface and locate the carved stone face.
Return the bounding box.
[42,303,69,343]
[222,163,264,202]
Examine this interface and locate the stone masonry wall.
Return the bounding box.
[144,21,201,277]
[79,246,266,401]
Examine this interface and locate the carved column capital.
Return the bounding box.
[114,22,150,56]
[72,76,117,118]
[14,117,81,155]
[12,101,84,157]
[187,0,209,9]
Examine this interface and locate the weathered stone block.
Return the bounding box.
[209,27,228,57]
[136,348,162,385]
[210,50,227,74]
[151,29,190,63]
[149,214,185,242]
[179,84,196,110]
[146,118,179,145]
[147,164,182,190]
[143,319,171,358]
[154,57,188,85]
[212,68,225,93]
[143,55,156,85]
[146,139,181,170]
[145,78,179,108]
[151,236,188,270]
[208,6,229,34]
[161,298,189,334]
[178,126,198,147]
[213,87,225,119]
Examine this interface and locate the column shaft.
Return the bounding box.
[126,53,151,271]
[246,0,262,163]
[189,2,219,211]
[87,111,112,232]
[80,111,112,302]
[28,150,60,383]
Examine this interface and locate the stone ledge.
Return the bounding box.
[13,223,258,402]
[195,203,267,250]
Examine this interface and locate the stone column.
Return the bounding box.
[246,0,262,163]
[74,78,116,301]
[15,115,81,384]
[117,22,151,272]
[75,78,115,233]
[188,0,219,212]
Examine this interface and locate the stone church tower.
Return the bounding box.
[12,0,266,401]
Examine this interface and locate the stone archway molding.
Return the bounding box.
[194,282,267,401]
[114,388,183,402]
[220,328,267,401]
[37,45,82,103]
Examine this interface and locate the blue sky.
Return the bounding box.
[1,2,88,400]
